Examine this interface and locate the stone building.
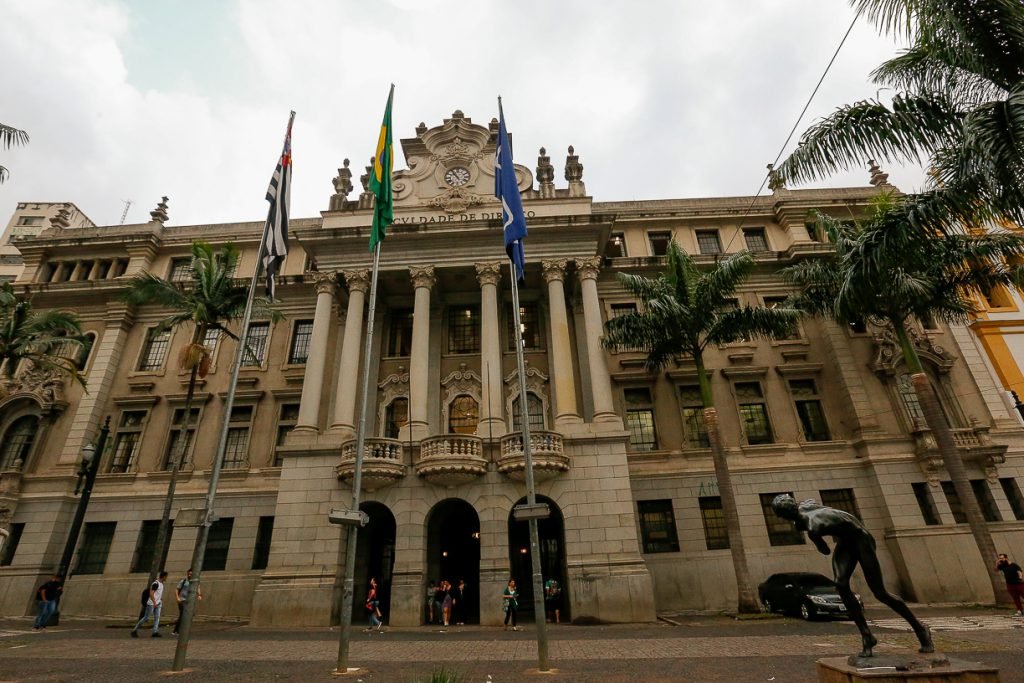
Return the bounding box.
[1,111,1023,626]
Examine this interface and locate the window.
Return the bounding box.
[760,492,805,546]
[679,385,709,448]
[743,227,769,252]
[203,518,234,571]
[605,232,626,258]
[201,327,221,357]
[273,403,300,466]
[912,482,941,525]
[109,411,147,473]
[648,231,672,256]
[75,522,116,574]
[789,379,831,441]
[163,407,200,471]
[764,296,800,340]
[696,230,722,255]
[896,374,926,430]
[75,332,97,371]
[624,388,657,451]
[387,308,414,357]
[848,318,867,334]
[16,215,43,227]
[970,479,1002,522]
[0,522,25,566]
[610,302,637,319]
[137,328,171,371]
[698,497,729,550]
[169,257,192,282]
[512,393,545,433]
[448,395,479,434]
[736,382,773,445]
[0,415,39,469]
[242,322,270,367]
[252,516,275,570]
[384,398,408,439]
[448,305,480,354]
[131,520,173,574]
[819,488,859,518]
[999,478,1024,520]
[288,320,314,364]
[637,500,680,553]
[805,221,822,242]
[223,406,254,469]
[941,481,967,523]
[507,303,543,351]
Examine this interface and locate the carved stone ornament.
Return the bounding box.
[870,323,955,376]
[541,259,568,283]
[149,196,170,223]
[0,366,68,415]
[333,159,353,198]
[429,136,482,164]
[475,262,502,288]
[536,147,554,186]
[309,271,337,296]
[49,208,71,229]
[409,265,436,290]
[343,269,371,294]
[503,363,550,427]
[440,363,482,430]
[564,145,583,182]
[377,367,410,428]
[429,186,483,214]
[575,256,602,281]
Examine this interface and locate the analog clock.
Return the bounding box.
[444,167,471,187]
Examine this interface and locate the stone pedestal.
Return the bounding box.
[817,654,998,682]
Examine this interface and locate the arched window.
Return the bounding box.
[0,415,40,469]
[448,395,479,435]
[512,392,545,433]
[896,372,955,431]
[384,398,408,439]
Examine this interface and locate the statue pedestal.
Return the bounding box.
[817,653,998,682]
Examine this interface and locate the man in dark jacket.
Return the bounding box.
[995,553,1024,616]
[33,574,63,631]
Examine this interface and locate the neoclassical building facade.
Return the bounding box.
[1,111,1023,626]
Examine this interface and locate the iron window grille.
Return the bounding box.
[679,385,709,448]
[637,500,680,553]
[624,388,657,451]
[109,411,147,473]
[242,322,270,367]
[760,492,805,546]
[736,382,774,445]
[448,305,480,354]
[696,230,722,255]
[288,320,314,364]
[743,227,769,252]
[138,328,171,371]
[698,496,729,550]
[789,379,831,441]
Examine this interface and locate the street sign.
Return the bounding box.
[175,508,217,528]
[513,503,550,521]
[328,509,369,527]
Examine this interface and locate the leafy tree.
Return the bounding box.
[602,240,800,614]
[782,193,1024,606]
[123,241,278,586]
[0,281,85,390]
[0,123,29,184]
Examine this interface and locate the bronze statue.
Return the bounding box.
[771,495,933,657]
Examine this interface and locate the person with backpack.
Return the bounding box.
[131,571,167,638]
[173,569,201,636]
[33,574,63,631]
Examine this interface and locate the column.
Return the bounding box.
[87,260,103,280]
[69,261,84,281]
[328,269,370,434]
[542,259,581,425]
[293,272,337,434]
[576,257,618,422]
[406,266,435,441]
[476,262,505,438]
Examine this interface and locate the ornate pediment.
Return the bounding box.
[0,366,68,415]
[870,323,956,376]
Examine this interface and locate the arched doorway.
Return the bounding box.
[426,498,480,624]
[351,501,396,624]
[507,495,569,623]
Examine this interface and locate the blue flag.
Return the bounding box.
[495,102,527,282]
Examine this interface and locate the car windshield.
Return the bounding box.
[796,575,834,588]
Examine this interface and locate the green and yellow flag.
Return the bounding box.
[368,85,395,251]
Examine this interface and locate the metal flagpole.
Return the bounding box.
[336,241,382,673]
[509,258,550,671]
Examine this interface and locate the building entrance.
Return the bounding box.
[426,498,480,624]
[507,495,569,623]
[351,501,396,624]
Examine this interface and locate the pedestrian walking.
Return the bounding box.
[502,579,519,631]
[131,571,167,638]
[365,577,384,631]
[33,573,63,631]
[453,578,466,625]
[172,569,201,636]
[544,577,562,624]
[995,553,1024,616]
[433,580,446,627]
[426,579,437,625]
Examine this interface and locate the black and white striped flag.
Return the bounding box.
[263,111,294,298]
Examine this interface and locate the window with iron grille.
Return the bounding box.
[75,522,116,574]
[764,296,800,340]
[743,227,769,252]
[447,305,480,354]
[223,406,254,469]
[896,374,926,430]
[941,481,967,523]
[242,322,270,367]
[970,479,1002,522]
[203,518,234,571]
[912,482,942,525]
[819,488,860,518]
[252,516,275,570]
[0,415,39,469]
[512,393,545,433]
[131,520,173,574]
[506,303,543,351]
[696,230,722,255]
[169,257,192,282]
[737,382,773,445]
[109,411,147,473]
[648,231,672,256]
[387,308,414,357]
[699,496,729,550]
[448,395,479,434]
[273,403,300,466]
[624,388,657,451]
[288,320,314,364]
[789,379,831,441]
[679,385,709,448]
[999,478,1024,520]
[637,500,680,553]
[138,328,171,371]
[384,398,408,439]
[605,232,626,258]
[201,327,221,357]
[163,407,200,471]
[0,522,24,566]
[760,492,805,546]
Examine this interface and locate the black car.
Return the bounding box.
[757,572,858,620]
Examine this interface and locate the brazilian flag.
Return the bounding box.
[369,85,394,251]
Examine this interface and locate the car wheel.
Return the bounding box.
[799,602,815,621]
[762,599,773,614]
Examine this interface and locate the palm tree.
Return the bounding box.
[0,281,85,391]
[781,193,1024,607]
[1,123,29,184]
[602,240,800,614]
[773,0,1024,228]
[123,241,278,587]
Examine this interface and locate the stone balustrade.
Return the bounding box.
[497,430,569,482]
[415,434,487,487]
[336,437,407,491]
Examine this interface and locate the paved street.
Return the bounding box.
[0,607,1020,682]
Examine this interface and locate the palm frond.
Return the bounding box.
[871,44,1007,105]
[706,305,802,346]
[0,123,29,149]
[693,251,756,315]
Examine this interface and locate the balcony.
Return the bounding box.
[415,434,487,487]
[336,438,407,491]
[497,431,569,482]
[912,424,1007,478]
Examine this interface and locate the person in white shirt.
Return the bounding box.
[131,571,168,638]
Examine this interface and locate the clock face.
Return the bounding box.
[444,167,470,187]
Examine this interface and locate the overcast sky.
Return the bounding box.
[0,0,925,229]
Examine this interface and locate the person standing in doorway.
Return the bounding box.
[441,579,453,627]
[995,553,1024,616]
[426,579,437,625]
[172,569,201,636]
[433,580,446,628]
[365,577,383,631]
[33,574,63,631]
[453,578,467,625]
[544,577,562,624]
[503,579,519,631]
[131,571,167,638]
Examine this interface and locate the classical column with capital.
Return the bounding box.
[577,256,619,422]
[476,261,506,438]
[328,269,370,435]
[405,266,435,441]
[293,272,337,434]
[542,259,581,426]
